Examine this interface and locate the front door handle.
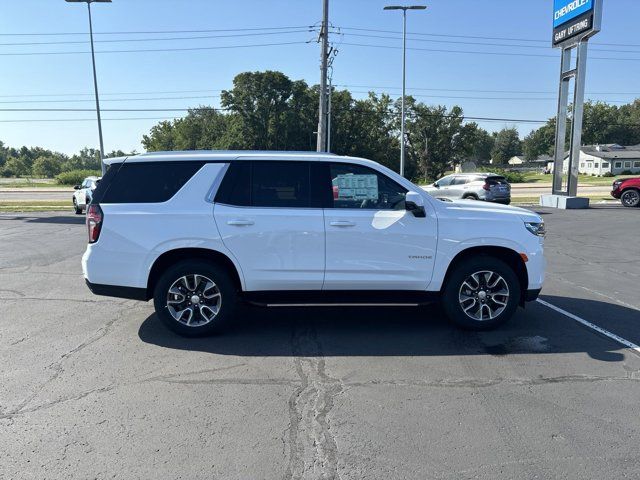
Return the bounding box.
[330,220,356,227]
[227,219,254,226]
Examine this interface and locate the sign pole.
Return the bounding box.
[543,0,603,209]
[567,41,589,197]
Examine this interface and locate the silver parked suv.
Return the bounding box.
[424,173,511,205]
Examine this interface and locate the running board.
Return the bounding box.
[241,290,440,308]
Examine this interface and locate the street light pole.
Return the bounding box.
[66,0,111,175]
[384,5,426,177]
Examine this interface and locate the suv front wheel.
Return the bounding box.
[153,260,237,336]
[442,257,521,330]
[621,189,640,208]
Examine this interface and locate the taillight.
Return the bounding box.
[86,204,103,243]
[483,183,490,191]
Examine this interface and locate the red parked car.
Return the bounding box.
[611,177,640,207]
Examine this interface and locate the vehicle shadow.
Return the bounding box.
[0,215,84,225]
[138,296,631,361]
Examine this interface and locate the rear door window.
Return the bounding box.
[451,176,469,186]
[215,161,312,208]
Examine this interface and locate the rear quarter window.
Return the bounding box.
[94,161,205,204]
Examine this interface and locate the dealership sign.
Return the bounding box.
[553,0,602,47]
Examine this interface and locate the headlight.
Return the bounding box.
[612,180,622,187]
[524,221,546,237]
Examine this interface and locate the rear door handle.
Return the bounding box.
[227,219,254,226]
[330,221,356,227]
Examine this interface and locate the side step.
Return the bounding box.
[241,290,440,308]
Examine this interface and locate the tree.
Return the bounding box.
[1,156,30,177]
[491,128,522,165]
[405,103,477,180]
[469,127,494,163]
[32,156,62,178]
[523,120,556,160]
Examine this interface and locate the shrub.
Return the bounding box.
[55,169,101,185]
[476,167,525,184]
[603,172,614,177]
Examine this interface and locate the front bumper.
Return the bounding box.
[524,288,541,302]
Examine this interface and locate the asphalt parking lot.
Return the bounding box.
[1,205,639,479]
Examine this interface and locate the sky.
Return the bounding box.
[1,0,639,155]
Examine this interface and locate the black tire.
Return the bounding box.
[153,260,237,337]
[73,198,83,215]
[441,256,521,331]
[620,189,640,208]
[462,194,479,201]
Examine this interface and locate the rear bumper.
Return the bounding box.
[85,279,149,301]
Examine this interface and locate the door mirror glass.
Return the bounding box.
[74,185,81,190]
[405,191,426,218]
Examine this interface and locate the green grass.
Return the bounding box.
[511,195,615,205]
[0,181,61,188]
[518,172,635,186]
[0,200,71,212]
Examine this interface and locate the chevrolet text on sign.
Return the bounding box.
[553,0,593,28]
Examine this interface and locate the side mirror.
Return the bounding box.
[73,185,81,190]
[405,191,426,218]
[433,182,440,188]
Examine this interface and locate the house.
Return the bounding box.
[558,144,640,175]
[508,154,553,169]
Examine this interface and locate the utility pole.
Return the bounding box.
[66,0,110,175]
[316,0,329,152]
[327,74,332,152]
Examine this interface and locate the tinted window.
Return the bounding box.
[451,176,468,186]
[98,161,204,204]
[486,176,508,186]
[436,175,453,187]
[215,161,313,208]
[329,163,407,210]
[215,162,250,206]
[252,162,310,208]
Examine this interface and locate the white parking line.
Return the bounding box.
[537,299,640,354]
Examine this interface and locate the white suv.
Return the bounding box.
[82,151,545,336]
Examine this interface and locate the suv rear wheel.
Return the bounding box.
[153,260,237,337]
[442,256,521,330]
[621,189,640,208]
[73,198,82,215]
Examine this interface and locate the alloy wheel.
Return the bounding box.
[621,190,640,207]
[166,274,222,327]
[458,270,510,321]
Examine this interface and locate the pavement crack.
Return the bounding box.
[343,374,640,389]
[5,308,125,417]
[284,323,343,480]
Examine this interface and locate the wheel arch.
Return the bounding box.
[147,248,243,299]
[441,246,528,306]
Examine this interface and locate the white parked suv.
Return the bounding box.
[72,176,100,214]
[82,151,545,336]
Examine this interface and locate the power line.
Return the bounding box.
[340,42,640,62]
[0,95,221,105]
[333,31,640,54]
[337,26,640,48]
[0,29,315,47]
[0,25,314,37]
[0,40,312,56]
